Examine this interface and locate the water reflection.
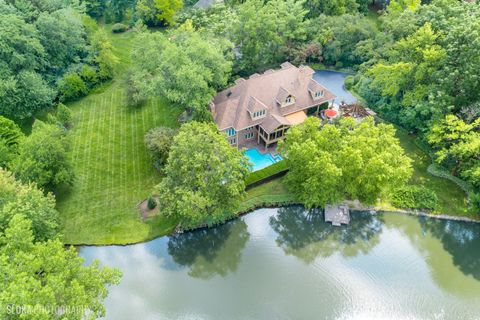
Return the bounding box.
[269,206,383,263]
[420,217,480,281]
[167,220,250,279]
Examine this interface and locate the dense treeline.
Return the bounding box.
[0,0,117,120]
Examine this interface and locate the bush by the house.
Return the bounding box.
[112,23,128,33]
[246,160,288,186]
[391,186,438,210]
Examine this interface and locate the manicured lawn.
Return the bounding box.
[57,26,473,245]
[57,27,182,245]
[240,177,297,213]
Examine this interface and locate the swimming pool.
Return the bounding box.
[244,148,283,171]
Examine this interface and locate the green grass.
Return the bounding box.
[57,27,182,245]
[240,177,297,213]
[57,25,473,245]
[394,127,471,217]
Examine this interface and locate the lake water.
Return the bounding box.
[80,207,480,320]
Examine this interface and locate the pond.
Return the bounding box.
[314,70,357,104]
[80,207,480,320]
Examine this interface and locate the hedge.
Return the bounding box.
[245,160,288,187]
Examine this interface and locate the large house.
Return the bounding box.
[210,62,336,150]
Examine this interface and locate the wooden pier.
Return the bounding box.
[325,204,350,226]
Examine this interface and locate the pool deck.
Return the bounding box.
[239,140,280,157]
[325,204,350,226]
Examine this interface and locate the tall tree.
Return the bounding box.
[157,122,249,229]
[12,122,74,191]
[128,29,232,112]
[0,214,121,319]
[136,0,183,26]
[232,0,308,73]
[428,115,480,188]
[0,169,58,241]
[279,117,412,207]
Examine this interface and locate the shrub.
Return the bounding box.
[58,73,88,102]
[344,75,355,90]
[246,160,288,186]
[56,103,73,129]
[468,192,480,214]
[391,186,438,210]
[79,65,99,88]
[144,127,177,170]
[112,23,128,33]
[147,197,157,210]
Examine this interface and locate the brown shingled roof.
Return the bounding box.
[212,63,336,132]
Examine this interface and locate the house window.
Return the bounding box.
[315,91,324,98]
[229,138,236,145]
[252,109,266,119]
[286,96,293,104]
[226,128,236,137]
[245,126,254,131]
[245,132,254,139]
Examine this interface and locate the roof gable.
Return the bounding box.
[211,63,336,131]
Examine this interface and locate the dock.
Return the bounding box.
[325,204,350,226]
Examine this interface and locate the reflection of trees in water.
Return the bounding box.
[269,206,383,263]
[167,219,250,279]
[420,218,480,281]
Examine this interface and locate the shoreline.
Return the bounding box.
[72,201,479,248]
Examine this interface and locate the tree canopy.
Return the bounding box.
[127,28,232,113]
[0,169,58,241]
[0,0,116,119]
[0,214,121,320]
[279,117,412,207]
[12,122,74,191]
[157,121,249,229]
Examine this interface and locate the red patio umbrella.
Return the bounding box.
[325,109,337,118]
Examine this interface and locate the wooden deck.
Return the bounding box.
[325,204,350,226]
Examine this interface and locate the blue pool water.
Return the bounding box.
[244,148,282,171]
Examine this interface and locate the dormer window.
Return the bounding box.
[284,95,295,107]
[252,109,266,119]
[314,91,324,98]
[226,127,236,137]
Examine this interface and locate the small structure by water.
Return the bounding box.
[325,204,350,226]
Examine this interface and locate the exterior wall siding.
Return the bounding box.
[237,128,257,146]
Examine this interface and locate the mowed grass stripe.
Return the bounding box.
[57,28,182,244]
